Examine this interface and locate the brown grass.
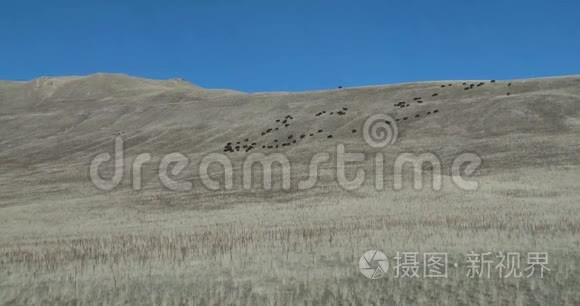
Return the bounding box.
[1,168,579,305]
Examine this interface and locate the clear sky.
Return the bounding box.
[1,0,579,92]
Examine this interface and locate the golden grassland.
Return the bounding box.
[1,167,579,305]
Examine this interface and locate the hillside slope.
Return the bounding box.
[1,74,578,181]
[1,74,580,304]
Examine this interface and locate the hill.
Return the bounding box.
[0,74,579,304]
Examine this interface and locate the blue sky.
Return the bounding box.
[1,0,579,92]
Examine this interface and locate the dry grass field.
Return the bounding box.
[1,74,579,304]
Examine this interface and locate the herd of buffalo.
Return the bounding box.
[223,80,513,153]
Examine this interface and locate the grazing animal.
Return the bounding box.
[285,124,290,127]
[491,80,496,83]
[338,86,343,89]
[507,92,511,96]
[288,135,293,139]
[415,114,420,118]
[343,107,348,111]
[433,110,439,113]
[318,129,323,133]
[441,85,446,88]
[432,93,439,97]
[508,83,512,87]
[327,135,333,138]
[300,134,305,138]
[352,129,357,133]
